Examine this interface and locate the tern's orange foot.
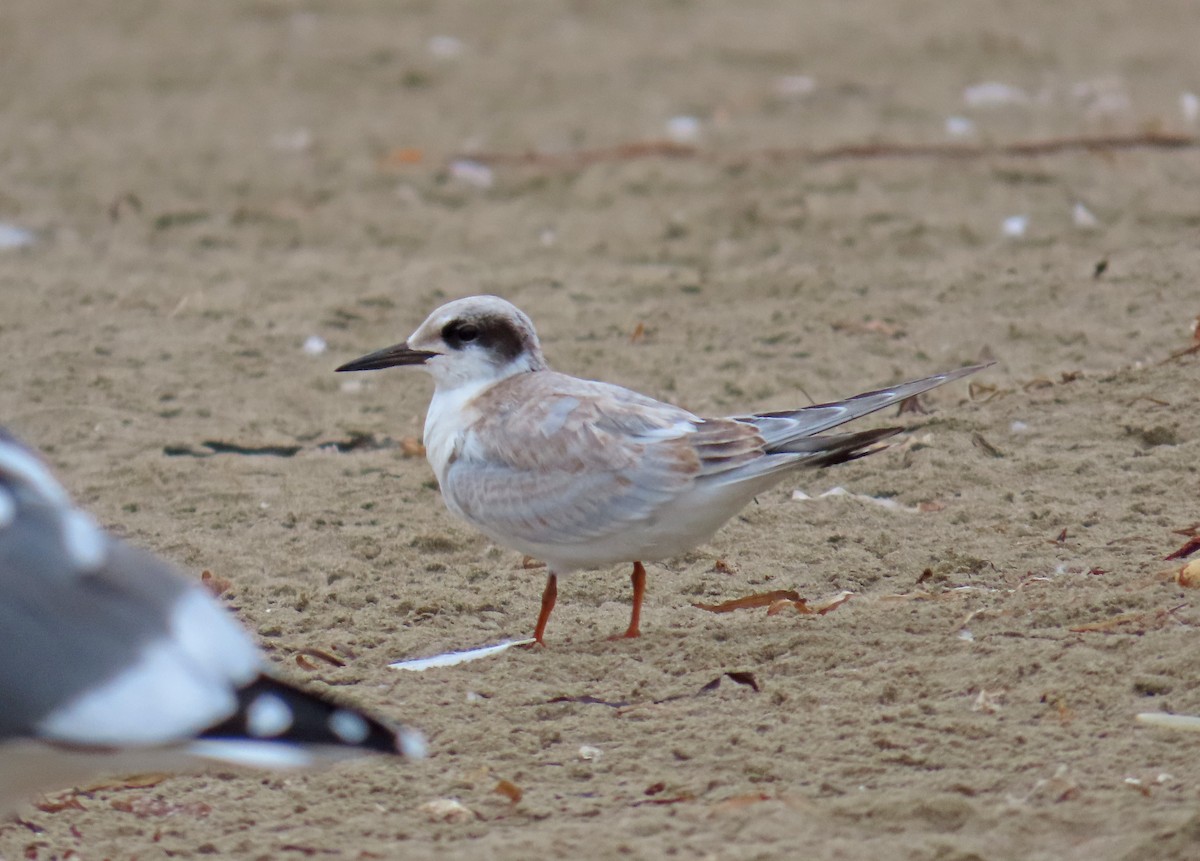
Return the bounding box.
[606,627,641,641]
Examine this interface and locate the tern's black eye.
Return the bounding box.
[442,320,479,348]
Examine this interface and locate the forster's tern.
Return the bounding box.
[338,295,989,644]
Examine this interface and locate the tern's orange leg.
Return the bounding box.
[608,561,646,640]
[532,572,558,645]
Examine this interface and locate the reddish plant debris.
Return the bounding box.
[968,381,1003,401]
[766,591,854,617]
[896,395,928,415]
[1069,603,1189,633]
[693,590,802,613]
[400,436,426,458]
[1155,310,1200,364]
[199,569,233,598]
[295,647,346,668]
[971,433,1005,457]
[1127,395,1171,408]
[33,796,85,814]
[493,780,523,804]
[82,774,169,792]
[379,147,424,168]
[631,793,696,807]
[1165,536,1200,560]
[1159,341,1200,364]
[1041,692,1076,725]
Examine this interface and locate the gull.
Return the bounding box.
[338,295,990,644]
[0,429,424,814]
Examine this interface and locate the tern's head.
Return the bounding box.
[336,295,547,388]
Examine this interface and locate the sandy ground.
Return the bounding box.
[2,1,1199,858]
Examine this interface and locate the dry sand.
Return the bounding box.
[2,1,1199,859]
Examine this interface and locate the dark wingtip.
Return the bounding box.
[809,426,904,467]
[201,675,425,758]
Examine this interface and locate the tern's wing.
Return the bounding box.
[734,363,992,447]
[443,373,743,547]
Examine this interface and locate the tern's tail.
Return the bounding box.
[741,362,993,446]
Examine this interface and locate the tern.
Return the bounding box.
[338,295,989,644]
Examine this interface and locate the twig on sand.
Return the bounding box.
[452,132,1197,171]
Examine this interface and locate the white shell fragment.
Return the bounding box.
[1002,215,1029,238]
[271,129,313,153]
[302,335,328,356]
[1181,92,1200,124]
[792,486,920,514]
[963,82,1030,107]
[578,745,603,761]
[944,116,976,138]
[774,75,816,98]
[0,223,36,250]
[1072,203,1100,230]
[427,35,464,59]
[1136,712,1200,732]
[665,115,702,144]
[390,638,536,671]
[1070,77,1130,118]
[449,159,494,189]
[419,798,475,823]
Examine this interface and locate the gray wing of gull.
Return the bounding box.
[0,489,255,744]
[733,363,992,447]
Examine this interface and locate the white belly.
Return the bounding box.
[469,472,780,574]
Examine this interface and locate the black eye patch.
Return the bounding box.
[442,320,479,348]
[441,317,524,362]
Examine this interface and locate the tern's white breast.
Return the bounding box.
[423,377,493,483]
